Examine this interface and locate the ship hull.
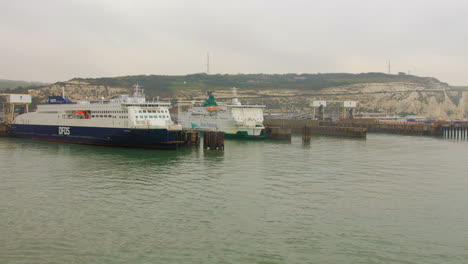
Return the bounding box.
[224,130,266,139]
[179,116,266,139]
[8,124,182,149]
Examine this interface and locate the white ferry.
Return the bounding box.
[177,89,266,139]
[8,85,184,149]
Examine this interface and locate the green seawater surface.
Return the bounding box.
[1,135,467,264]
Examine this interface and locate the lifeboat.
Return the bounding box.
[205,106,219,111]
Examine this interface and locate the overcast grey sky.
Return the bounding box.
[1,0,467,84]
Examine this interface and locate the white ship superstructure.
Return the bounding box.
[9,85,183,149]
[177,89,266,138]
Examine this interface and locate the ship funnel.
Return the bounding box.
[231,87,241,105]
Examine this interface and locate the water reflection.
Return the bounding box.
[1,137,196,164]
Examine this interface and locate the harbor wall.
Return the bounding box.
[264,119,321,130]
[266,118,468,139]
[264,119,367,138]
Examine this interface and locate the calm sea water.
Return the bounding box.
[1,134,467,264]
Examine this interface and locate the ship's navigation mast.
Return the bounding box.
[133,83,144,97]
[231,87,241,106]
[206,52,210,74]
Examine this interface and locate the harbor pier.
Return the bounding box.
[265,127,292,140]
[311,125,367,138]
[203,131,224,150]
[180,129,201,147]
[264,118,468,141]
[178,129,225,150]
[264,119,367,138]
[441,125,468,140]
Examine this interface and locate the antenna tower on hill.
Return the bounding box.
[206,52,210,74]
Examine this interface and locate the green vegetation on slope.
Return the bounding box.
[70,72,445,97]
[0,79,49,91]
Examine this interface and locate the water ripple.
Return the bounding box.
[1,135,468,263]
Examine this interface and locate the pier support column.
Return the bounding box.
[203,131,224,150]
[302,126,311,143]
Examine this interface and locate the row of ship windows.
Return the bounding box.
[87,115,170,119]
[136,115,170,119]
[91,110,129,114]
[136,110,168,114]
[62,114,169,119]
[90,115,127,119]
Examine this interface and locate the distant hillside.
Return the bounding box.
[69,72,447,98]
[0,79,49,91]
[11,72,466,118]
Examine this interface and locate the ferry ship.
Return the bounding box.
[8,85,184,149]
[177,89,266,139]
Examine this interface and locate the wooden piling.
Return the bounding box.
[185,129,201,146]
[0,123,8,137]
[264,119,468,140]
[203,131,224,150]
[441,125,468,140]
[302,126,312,143]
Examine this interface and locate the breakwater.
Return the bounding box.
[264,119,367,138]
[264,119,468,140]
[441,124,468,139]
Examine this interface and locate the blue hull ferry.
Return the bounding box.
[9,85,184,149]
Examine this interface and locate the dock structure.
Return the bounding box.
[263,119,367,138]
[309,100,357,120]
[265,126,292,140]
[0,93,32,137]
[203,131,224,150]
[441,125,468,140]
[264,118,468,141]
[264,119,321,132]
[1,94,32,123]
[336,120,436,136]
[180,129,201,147]
[178,129,225,149]
[302,126,312,143]
[336,119,468,140]
[0,123,7,137]
[311,126,367,138]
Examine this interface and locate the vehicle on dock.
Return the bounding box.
[8,85,184,149]
[177,89,266,139]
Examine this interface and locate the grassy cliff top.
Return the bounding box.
[0,79,49,91]
[67,72,446,97]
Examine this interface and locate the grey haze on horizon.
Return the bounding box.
[1,0,467,85]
